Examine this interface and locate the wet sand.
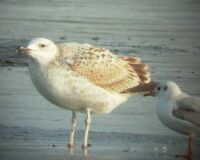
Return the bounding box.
[0,0,200,159]
[1,125,199,160]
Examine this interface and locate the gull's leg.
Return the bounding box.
[186,136,193,160]
[82,108,92,149]
[175,136,193,160]
[67,111,77,148]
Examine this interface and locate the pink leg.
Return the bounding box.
[186,136,193,160]
[175,136,193,160]
[82,108,92,149]
[67,112,77,148]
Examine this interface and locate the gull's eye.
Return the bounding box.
[39,44,46,48]
[157,86,161,91]
[164,86,168,91]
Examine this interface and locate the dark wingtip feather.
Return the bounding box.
[121,80,158,96]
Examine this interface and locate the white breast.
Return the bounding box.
[28,61,126,114]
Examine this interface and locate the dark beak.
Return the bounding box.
[16,47,31,54]
[142,81,158,97]
[144,90,156,97]
[144,91,156,97]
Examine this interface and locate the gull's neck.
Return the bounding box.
[171,87,190,100]
[35,47,60,66]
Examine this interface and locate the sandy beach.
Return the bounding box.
[0,0,200,159]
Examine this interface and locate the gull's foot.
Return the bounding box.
[67,143,75,148]
[175,154,186,158]
[175,154,191,160]
[82,143,92,149]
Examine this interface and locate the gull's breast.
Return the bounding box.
[28,61,126,114]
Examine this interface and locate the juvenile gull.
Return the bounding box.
[18,38,156,148]
[154,81,200,160]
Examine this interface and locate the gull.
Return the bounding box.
[154,81,200,160]
[18,38,156,149]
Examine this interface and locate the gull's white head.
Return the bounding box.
[154,81,182,99]
[19,38,58,65]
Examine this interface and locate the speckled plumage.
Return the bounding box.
[55,43,150,93]
[19,38,154,148]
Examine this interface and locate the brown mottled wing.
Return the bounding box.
[118,56,150,84]
[173,97,200,127]
[67,45,150,93]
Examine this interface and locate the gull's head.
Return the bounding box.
[18,38,58,65]
[154,81,182,99]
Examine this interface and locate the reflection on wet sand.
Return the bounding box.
[68,147,75,155]
[68,145,89,157]
[82,148,89,158]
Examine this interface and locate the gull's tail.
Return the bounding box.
[122,80,158,96]
[119,56,158,96]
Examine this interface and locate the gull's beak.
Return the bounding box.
[143,81,158,97]
[16,47,32,54]
[144,90,156,97]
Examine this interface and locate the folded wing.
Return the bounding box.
[173,97,200,127]
[60,45,151,93]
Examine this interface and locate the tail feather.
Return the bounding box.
[121,80,158,96]
[119,56,157,96]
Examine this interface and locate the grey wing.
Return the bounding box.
[173,97,200,127]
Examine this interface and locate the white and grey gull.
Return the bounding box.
[18,38,156,149]
[154,81,200,160]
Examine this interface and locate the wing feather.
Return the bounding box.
[173,97,200,127]
[58,44,150,93]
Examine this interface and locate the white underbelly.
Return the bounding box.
[28,62,126,114]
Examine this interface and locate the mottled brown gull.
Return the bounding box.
[154,81,200,160]
[18,38,156,149]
